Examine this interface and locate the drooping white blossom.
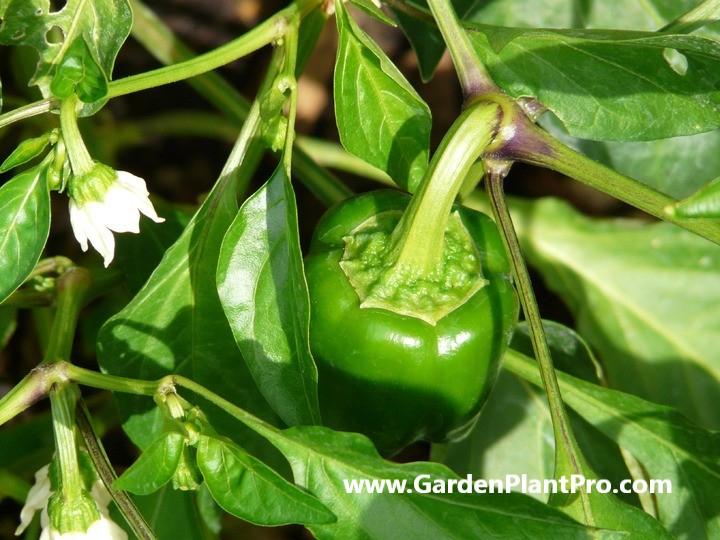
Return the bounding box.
[68,165,164,267]
[16,464,127,540]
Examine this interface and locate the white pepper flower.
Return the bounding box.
[68,163,164,267]
[16,464,127,540]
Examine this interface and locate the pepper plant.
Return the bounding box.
[0,0,719,538]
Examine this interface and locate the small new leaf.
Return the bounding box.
[0,131,55,173]
[667,176,720,218]
[114,432,184,496]
[0,0,132,103]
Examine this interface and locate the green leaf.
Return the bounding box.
[97,133,280,455]
[391,0,476,81]
[334,0,431,192]
[264,426,610,539]
[506,350,720,539]
[217,165,321,427]
[49,37,107,102]
[668,175,720,218]
[463,0,709,32]
[114,432,184,495]
[0,164,50,304]
[0,131,54,173]
[196,435,335,526]
[510,197,720,429]
[349,0,397,27]
[540,113,720,199]
[507,326,668,535]
[0,0,132,102]
[468,27,720,140]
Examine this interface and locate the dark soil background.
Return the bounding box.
[0,1,643,537]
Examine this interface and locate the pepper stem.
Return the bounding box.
[389,100,501,278]
[59,96,94,176]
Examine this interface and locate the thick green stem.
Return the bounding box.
[484,168,592,521]
[660,0,720,33]
[391,100,501,276]
[500,119,720,246]
[41,268,93,365]
[75,401,157,540]
[425,0,497,98]
[59,97,94,176]
[50,386,84,501]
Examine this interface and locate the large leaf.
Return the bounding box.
[0,164,50,304]
[334,0,431,192]
[217,165,320,427]
[464,0,718,32]
[129,486,209,540]
[469,27,720,140]
[393,0,719,81]
[196,434,334,526]
[0,0,132,102]
[509,197,720,429]
[506,350,720,539]
[266,426,608,539]
[97,127,280,454]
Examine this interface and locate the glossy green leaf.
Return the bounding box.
[500,329,668,535]
[463,0,713,32]
[97,134,280,453]
[114,432,184,496]
[506,350,720,539]
[0,131,54,173]
[0,165,50,304]
[511,197,720,429]
[349,0,396,27]
[196,435,335,526]
[469,27,720,140]
[668,175,720,217]
[334,0,431,192]
[0,0,132,102]
[217,165,320,427]
[49,37,107,102]
[265,426,612,539]
[540,113,720,199]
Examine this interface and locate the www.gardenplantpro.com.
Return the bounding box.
[0,0,718,538]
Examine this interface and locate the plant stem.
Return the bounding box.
[50,386,85,503]
[129,0,352,206]
[108,0,323,99]
[41,268,93,365]
[0,99,53,131]
[75,400,157,540]
[500,119,720,246]
[425,0,497,99]
[484,168,592,521]
[391,101,500,276]
[59,97,94,176]
[660,0,720,33]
